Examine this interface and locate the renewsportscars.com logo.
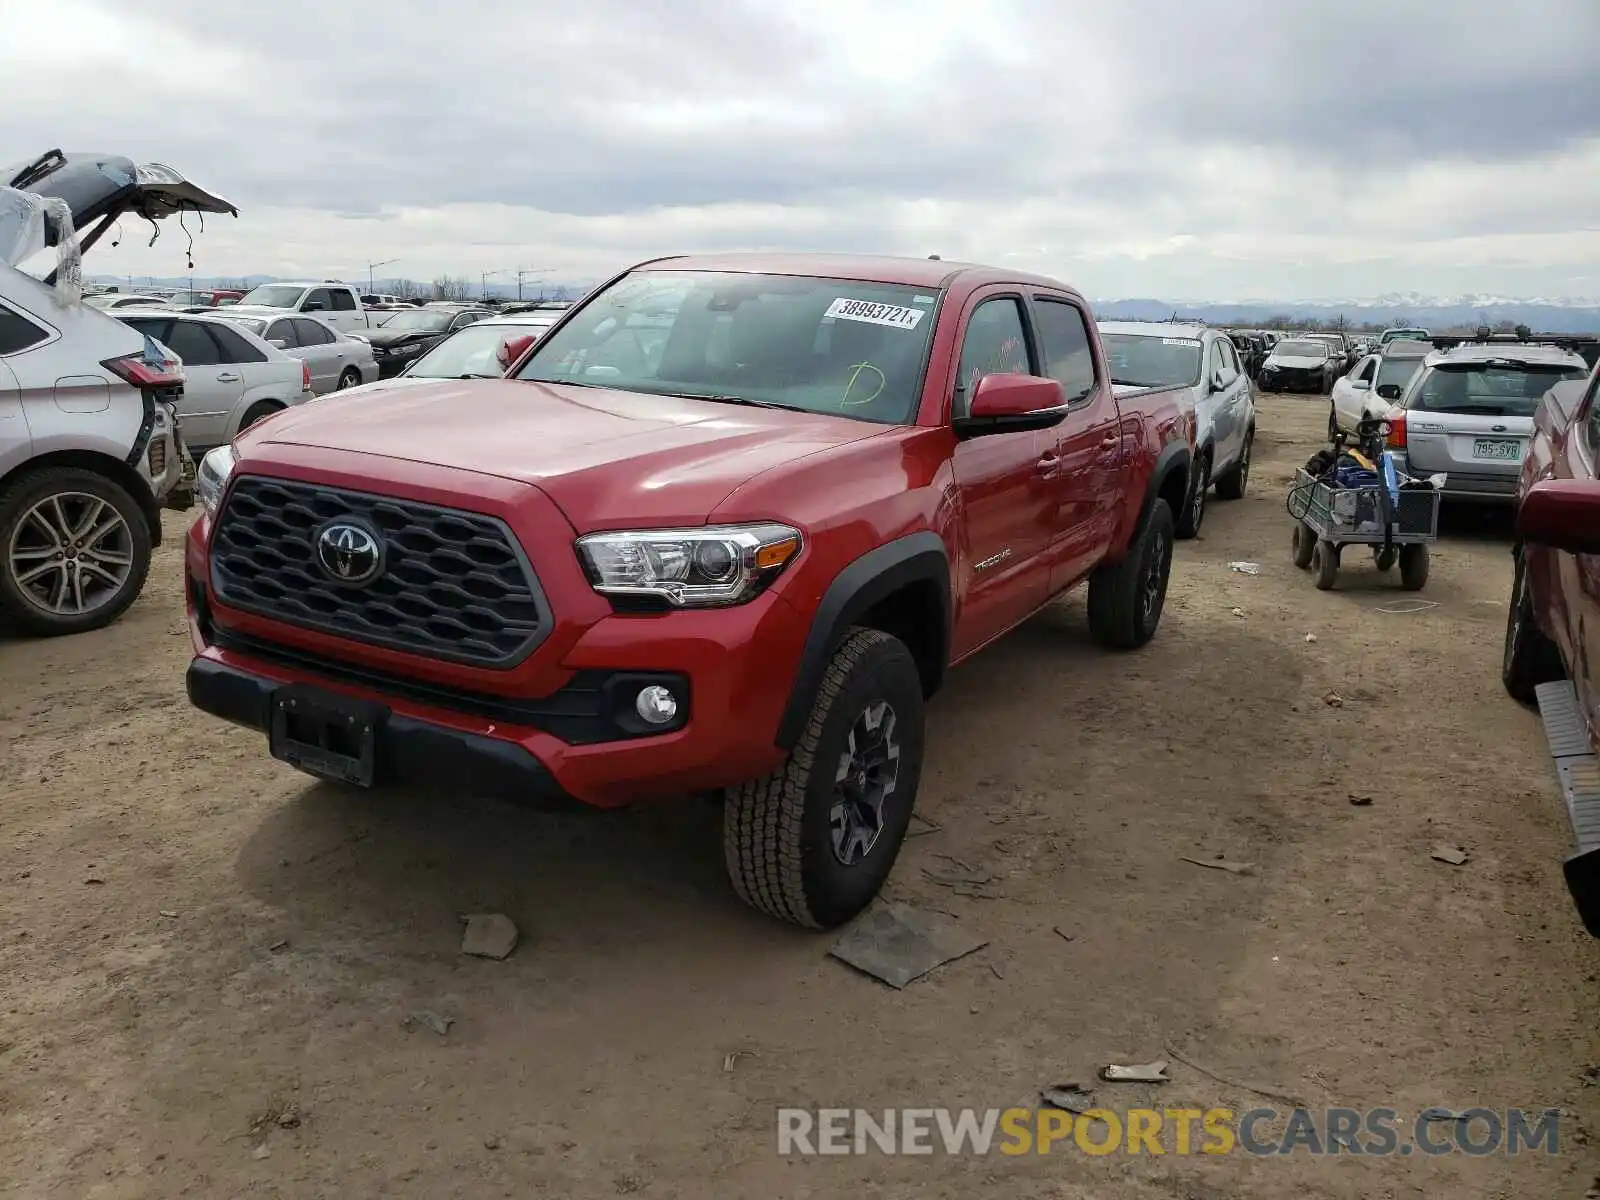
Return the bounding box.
[777,1107,1562,1157]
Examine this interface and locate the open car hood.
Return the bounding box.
[3,150,237,235]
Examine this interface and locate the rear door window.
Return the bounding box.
[266,320,300,349]
[209,323,267,363]
[1031,297,1096,404]
[292,318,336,346]
[161,320,223,366]
[0,304,51,355]
[329,289,358,312]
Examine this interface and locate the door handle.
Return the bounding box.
[216,372,241,383]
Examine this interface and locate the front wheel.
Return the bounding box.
[724,628,925,928]
[1175,457,1208,538]
[1087,498,1175,650]
[1214,430,1252,500]
[1398,544,1429,591]
[1502,551,1564,704]
[1291,521,1316,569]
[0,467,153,636]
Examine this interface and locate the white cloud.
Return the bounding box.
[4,0,1597,299]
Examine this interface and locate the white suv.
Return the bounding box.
[228,281,370,333]
[0,148,238,635]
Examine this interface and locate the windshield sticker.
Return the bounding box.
[825,297,926,330]
[1161,338,1201,347]
[913,295,936,304]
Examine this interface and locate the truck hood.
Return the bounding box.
[247,379,887,530]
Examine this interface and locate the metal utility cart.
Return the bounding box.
[1287,417,1442,590]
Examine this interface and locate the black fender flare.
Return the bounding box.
[775,530,950,750]
[1133,440,1192,545]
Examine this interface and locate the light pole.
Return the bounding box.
[516,266,552,302]
[480,268,505,301]
[367,258,398,295]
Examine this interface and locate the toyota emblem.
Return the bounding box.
[315,521,383,585]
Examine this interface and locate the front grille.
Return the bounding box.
[210,476,549,668]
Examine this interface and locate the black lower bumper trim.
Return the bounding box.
[186,658,575,805]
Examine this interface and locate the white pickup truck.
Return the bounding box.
[227,281,370,334]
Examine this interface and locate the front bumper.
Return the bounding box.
[373,346,428,378]
[183,512,808,807]
[1260,368,1326,393]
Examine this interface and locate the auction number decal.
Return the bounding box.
[826,297,926,330]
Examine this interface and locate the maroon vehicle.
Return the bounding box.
[184,253,1201,927]
[1503,359,1600,935]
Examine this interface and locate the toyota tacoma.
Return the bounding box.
[185,253,1197,927]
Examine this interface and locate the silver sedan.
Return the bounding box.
[210,311,377,394]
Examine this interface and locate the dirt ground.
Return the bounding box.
[3,393,1599,1199]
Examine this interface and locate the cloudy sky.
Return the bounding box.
[6,0,1599,300]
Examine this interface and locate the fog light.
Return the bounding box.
[635,685,679,725]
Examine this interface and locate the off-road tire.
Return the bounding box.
[1214,429,1253,500]
[337,368,361,390]
[0,466,152,637]
[1292,521,1316,569]
[1175,455,1209,539]
[1312,539,1340,590]
[1087,498,1174,650]
[723,628,925,928]
[238,401,281,433]
[1502,551,1564,705]
[1398,544,1429,591]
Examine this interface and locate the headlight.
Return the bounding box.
[196,445,237,515]
[576,523,802,607]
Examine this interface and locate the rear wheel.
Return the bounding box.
[724,628,925,928]
[1214,430,1252,500]
[1398,544,1429,591]
[337,368,361,390]
[1087,498,1175,650]
[0,467,153,636]
[1312,539,1339,590]
[1291,521,1316,569]
[1502,551,1564,704]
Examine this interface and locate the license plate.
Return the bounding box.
[268,684,386,787]
[1472,438,1522,461]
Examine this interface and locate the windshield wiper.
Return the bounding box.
[652,391,805,411]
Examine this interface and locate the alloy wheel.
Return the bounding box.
[829,701,901,866]
[1141,527,1170,622]
[7,492,135,617]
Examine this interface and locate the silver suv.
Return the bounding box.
[0,149,234,635]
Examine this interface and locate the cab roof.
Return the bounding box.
[632,251,1072,292]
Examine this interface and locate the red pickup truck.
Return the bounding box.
[184,253,1202,927]
[1503,359,1600,935]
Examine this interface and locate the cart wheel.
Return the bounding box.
[1398,544,1429,591]
[1374,547,1397,572]
[1291,522,1316,569]
[1312,539,1340,590]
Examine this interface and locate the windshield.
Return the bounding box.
[1276,340,1327,358]
[1101,334,1202,389]
[515,271,941,423]
[1406,361,1587,416]
[378,310,454,333]
[405,323,546,378]
[239,285,306,308]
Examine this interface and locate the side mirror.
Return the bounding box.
[953,373,1067,438]
[1375,383,1402,401]
[268,339,288,349]
[1518,479,1600,555]
[496,334,536,370]
[1210,369,1228,391]
[1350,379,1371,391]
